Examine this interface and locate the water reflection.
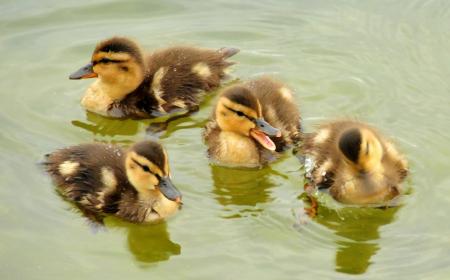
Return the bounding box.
[72,111,207,140]
[71,111,141,137]
[106,219,181,265]
[315,205,400,275]
[210,165,279,218]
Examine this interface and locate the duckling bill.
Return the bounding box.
[44,140,182,224]
[203,76,302,167]
[70,37,239,119]
[304,120,408,205]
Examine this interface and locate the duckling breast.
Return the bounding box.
[215,131,260,167]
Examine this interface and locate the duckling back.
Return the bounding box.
[146,46,239,113]
[44,143,128,219]
[44,141,182,224]
[115,45,239,118]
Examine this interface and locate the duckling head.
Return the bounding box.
[215,86,281,151]
[125,141,182,203]
[70,37,146,99]
[338,127,383,173]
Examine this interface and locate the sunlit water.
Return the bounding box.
[1,0,450,279]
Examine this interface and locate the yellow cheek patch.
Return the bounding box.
[220,97,258,119]
[216,103,255,135]
[130,152,164,178]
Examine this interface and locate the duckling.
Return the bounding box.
[69,37,239,119]
[303,120,408,205]
[203,76,302,167]
[44,140,182,224]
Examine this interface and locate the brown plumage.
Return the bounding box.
[203,76,302,167]
[70,37,239,118]
[44,140,182,224]
[303,120,408,205]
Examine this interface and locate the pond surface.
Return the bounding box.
[1,0,450,279]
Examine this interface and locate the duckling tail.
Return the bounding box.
[217,47,240,59]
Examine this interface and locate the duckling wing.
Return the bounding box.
[146,46,239,113]
[44,144,126,214]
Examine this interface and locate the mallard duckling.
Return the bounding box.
[44,140,182,224]
[203,76,302,167]
[303,120,408,205]
[69,37,239,119]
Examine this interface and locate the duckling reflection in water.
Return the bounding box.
[44,140,182,224]
[71,111,140,138]
[70,37,239,125]
[313,204,400,275]
[211,165,284,218]
[105,219,181,265]
[302,120,408,211]
[203,76,302,168]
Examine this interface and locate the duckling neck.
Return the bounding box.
[97,75,143,100]
[216,131,260,167]
[137,189,158,201]
[81,76,144,116]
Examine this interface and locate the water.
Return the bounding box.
[1,0,450,279]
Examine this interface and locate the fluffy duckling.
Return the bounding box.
[203,76,302,167]
[303,120,408,205]
[70,37,239,118]
[44,140,182,224]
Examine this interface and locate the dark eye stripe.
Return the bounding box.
[94,58,126,65]
[223,105,253,121]
[131,159,152,174]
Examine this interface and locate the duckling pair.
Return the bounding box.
[203,79,408,205]
[46,37,238,224]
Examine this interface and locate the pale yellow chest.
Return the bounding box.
[80,81,114,116]
[216,131,260,167]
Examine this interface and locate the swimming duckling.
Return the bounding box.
[70,36,239,118]
[44,140,182,224]
[203,76,302,167]
[303,120,408,205]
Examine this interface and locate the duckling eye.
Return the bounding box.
[142,165,150,172]
[98,58,112,64]
[236,111,245,117]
